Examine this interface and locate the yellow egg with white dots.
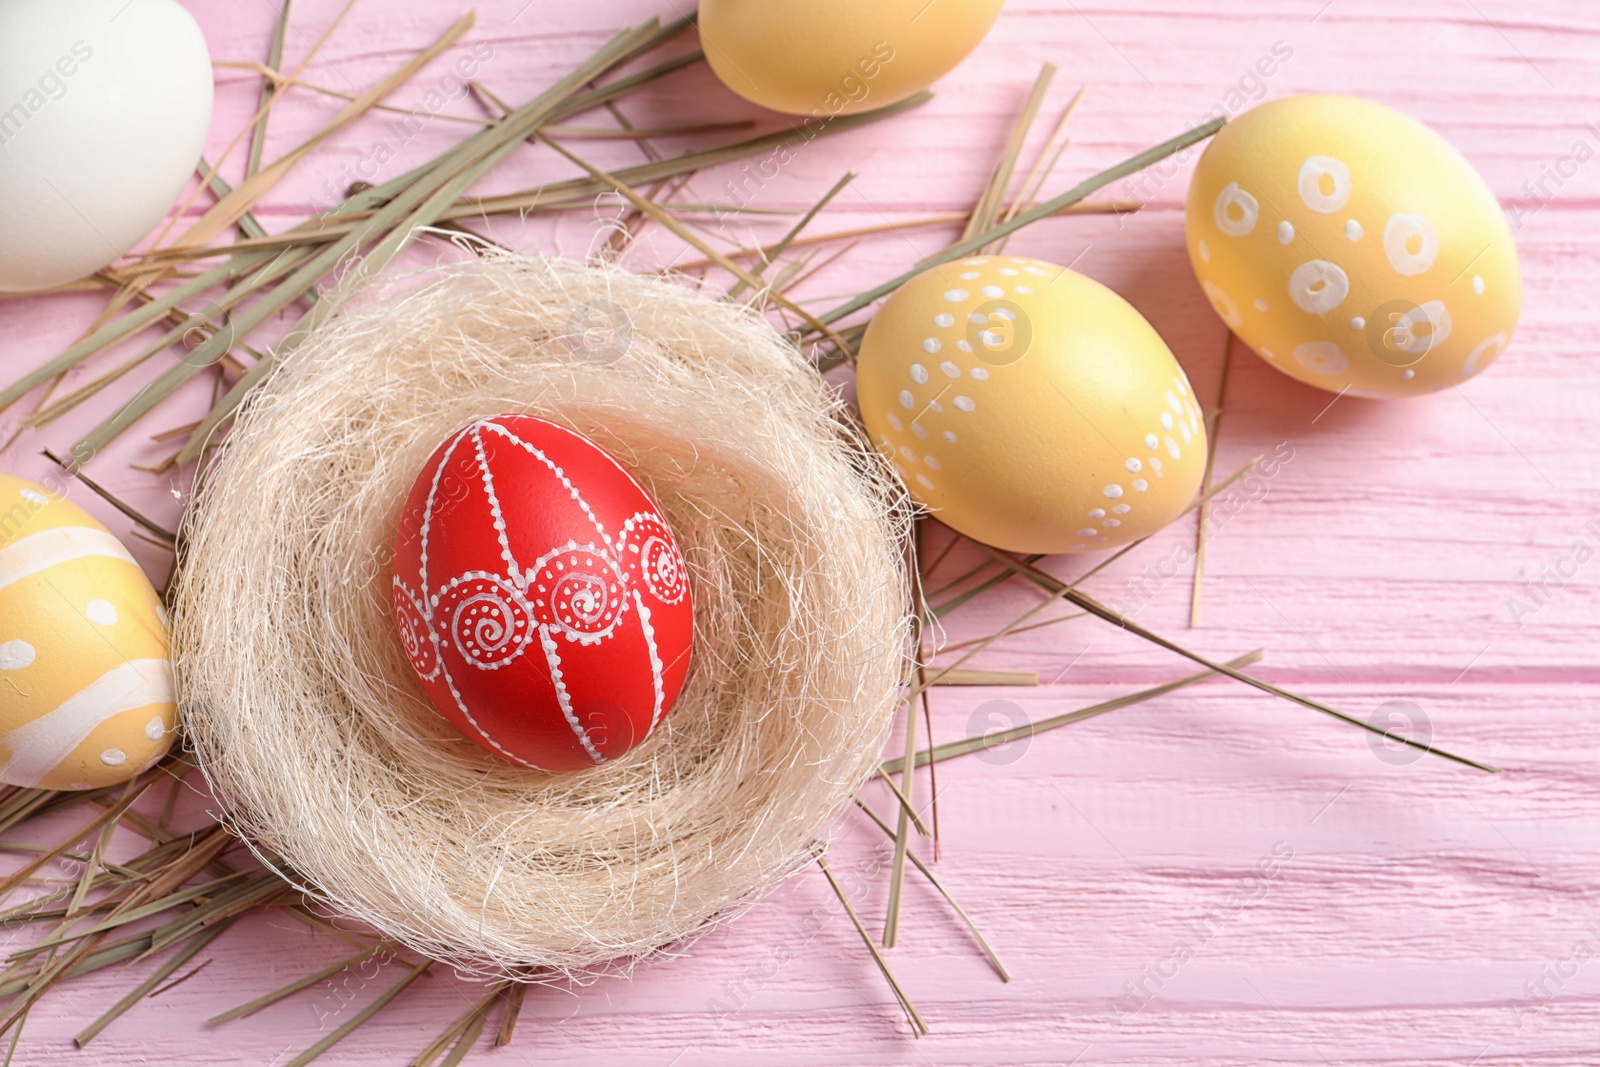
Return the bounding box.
[856,256,1209,554]
[0,475,176,790]
[1186,94,1520,397]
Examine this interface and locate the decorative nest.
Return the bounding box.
[172,252,912,975]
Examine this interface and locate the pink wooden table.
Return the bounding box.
[4,0,1598,1063]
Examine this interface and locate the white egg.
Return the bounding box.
[0,0,213,291]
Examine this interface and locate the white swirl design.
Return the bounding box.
[392,582,440,680]
[528,543,628,643]
[618,512,689,605]
[436,573,533,669]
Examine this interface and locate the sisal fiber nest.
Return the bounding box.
[173,251,912,975]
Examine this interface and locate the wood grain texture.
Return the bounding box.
[3,0,1598,1062]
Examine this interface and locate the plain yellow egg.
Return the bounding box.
[0,475,176,790]
[856,256,1209,554]
[1186,94,1520,397]
[698,0,1005,116]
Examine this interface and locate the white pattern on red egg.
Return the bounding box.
[436,573,534,668]
[391,415,695,772]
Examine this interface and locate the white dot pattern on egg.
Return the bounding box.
[1214,183,1259,236]
[857,256,1209,554]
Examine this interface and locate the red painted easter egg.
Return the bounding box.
[392,415,694,772]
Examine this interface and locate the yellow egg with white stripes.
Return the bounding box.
[0,475,175,790]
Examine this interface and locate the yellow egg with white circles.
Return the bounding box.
[1186,94,1520,397]
[856,257,1209,554]
[0,475,176,790]
[698,0,1005,116]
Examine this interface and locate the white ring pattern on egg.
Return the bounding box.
[1214,182,1259,237]
[1202,280,1243,329]
[1297,156,1352,213]
[1288,259,1350,314]
[1389,300,1453,356]
[1463,332,1508,377]
[1293,341,1350,376]
[1383,213,1439,276]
